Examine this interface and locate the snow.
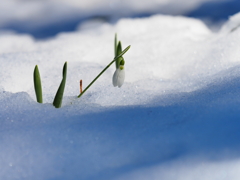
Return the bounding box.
[0,0,230,38]
[0,0,209,24]
[115,158,240,180]
[1,2,240,180]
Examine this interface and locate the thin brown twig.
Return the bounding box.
[80,80,83,94]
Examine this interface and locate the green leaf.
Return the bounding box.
[53,62,67,108]
[117,41,122,56]
[33,65,43,103]
[114,33,118,57]
[116,41,122,68]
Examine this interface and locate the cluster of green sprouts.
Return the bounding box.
[33,34,130,108]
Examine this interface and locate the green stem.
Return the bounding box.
[77,45,131,98]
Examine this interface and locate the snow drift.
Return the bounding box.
[0,12,240,180]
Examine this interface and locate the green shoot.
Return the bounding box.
[53,62,68,108]
[33,65,43,103]
[116,42,122,69]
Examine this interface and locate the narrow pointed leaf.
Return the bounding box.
[116,41,122,68]
[33,65,43,103]
[114,33,118,57]
[117,41,122,56]
[53,62,67,108]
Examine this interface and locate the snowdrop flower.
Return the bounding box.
[112,57,125,88]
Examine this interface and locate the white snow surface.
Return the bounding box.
[0,0,211,31]
[1,12,240,180]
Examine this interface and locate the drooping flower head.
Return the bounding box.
[112,57,125,87]
[112,35,126,88]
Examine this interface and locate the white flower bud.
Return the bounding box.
[112,66,125,88]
